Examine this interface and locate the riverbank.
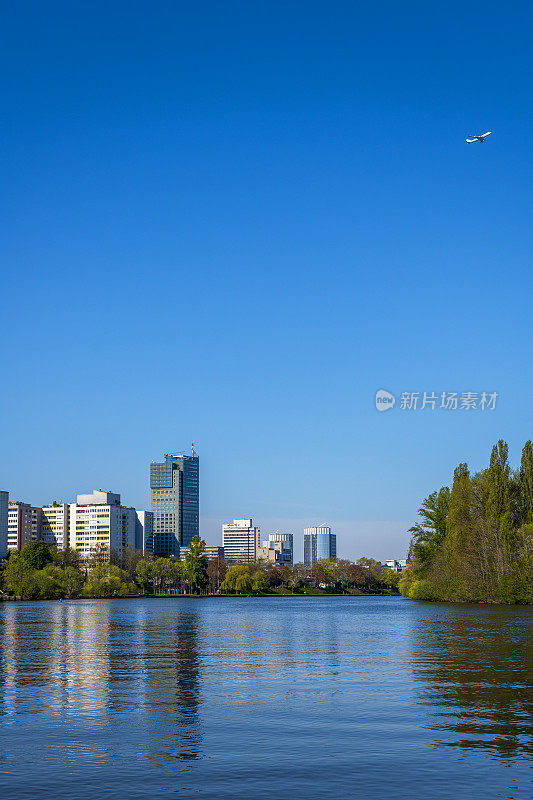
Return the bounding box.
[1,587,399,601]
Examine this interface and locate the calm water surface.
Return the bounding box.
[0,596,531,799]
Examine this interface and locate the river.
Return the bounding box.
[0,596,531,799]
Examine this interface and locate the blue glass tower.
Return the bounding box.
[303,525,336,566]
[150,451,199,556]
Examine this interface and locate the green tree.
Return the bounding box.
[222,565,252,594]
[311,559,337,586]
[20,541,53,571]
[183,536,208,594]
[251,570,269,593]
[136,559,153,594]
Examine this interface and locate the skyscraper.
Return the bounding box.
[303,525,336,566]
[150,451,199,556]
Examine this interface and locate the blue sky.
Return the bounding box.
[2,1,533,560]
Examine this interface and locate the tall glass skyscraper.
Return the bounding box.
[150,452,199,556]
[303,525,336,566]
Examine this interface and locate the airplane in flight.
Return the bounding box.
[466,131,492,143]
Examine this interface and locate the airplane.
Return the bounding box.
[466,131,492,143]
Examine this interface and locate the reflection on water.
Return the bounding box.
[412,606,533,759]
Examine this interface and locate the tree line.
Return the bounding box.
[0,536,400,600]
[400,439,533,604]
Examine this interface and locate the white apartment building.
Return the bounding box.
[41,503,70,550]
[222,518,260,563]
[8,503,41,551]
[69,490,136,561]
[0,491,8,559]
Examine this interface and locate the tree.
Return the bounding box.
[136,559,153,594]
[311,560,337,586]
[207,557,227,592]
[251,570,269,593]
[183,536,208,594]
[222,565,252,594]
[20,541,53,571]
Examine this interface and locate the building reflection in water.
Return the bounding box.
[144,609,203,764]
[411,606,533,760]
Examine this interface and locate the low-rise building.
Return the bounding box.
[8,502,41,551]
[258,533,293,566]
[222,518,260,563]
[205,545,224,561]
[385,559,407,573]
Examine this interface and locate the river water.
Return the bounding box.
[0,596,531,799]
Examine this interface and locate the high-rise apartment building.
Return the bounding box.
[69,490,136,561]
[41,503,70,550]
[0,491,8,559]
[222,518,260,563]
[303,525,336,566]
[258,532,294,566]
[150,451,199,556]
[8,503,41,551]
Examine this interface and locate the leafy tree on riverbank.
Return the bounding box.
[400,439,533,604]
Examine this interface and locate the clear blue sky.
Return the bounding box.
[2,1,533,561]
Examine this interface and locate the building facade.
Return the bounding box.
[222,518,260,563]
[150,452,199,556]
[41,503,70,550]
[303,525,336,566]
[8,503,42,551]
[69,490,136,561]
[0,491,8,559]
[205,545,224,561]
[135,510,154,553]
[258,532,294,566]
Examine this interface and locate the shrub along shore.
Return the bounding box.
[400,439,533,604]
[0,538,400,600]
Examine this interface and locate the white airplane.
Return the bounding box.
[466,131,492,143]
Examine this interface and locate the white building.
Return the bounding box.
[385,559,408,573]
[41,503,70,550]
[135,510,154,553]
[8,503,41,551]
[69,490,136,561]
[222,518,260,563]
[0,491,8,559]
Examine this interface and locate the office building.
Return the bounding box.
[41,503,70,550]
[8,502,42,551]
[69,490,136,561]
[258,532,294,566]
[0,491,8,559]
[205,545,224,561]
[303,525,336,566]
[150,451,199,556]
[135,510,154,553]
[222,518,260,563]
